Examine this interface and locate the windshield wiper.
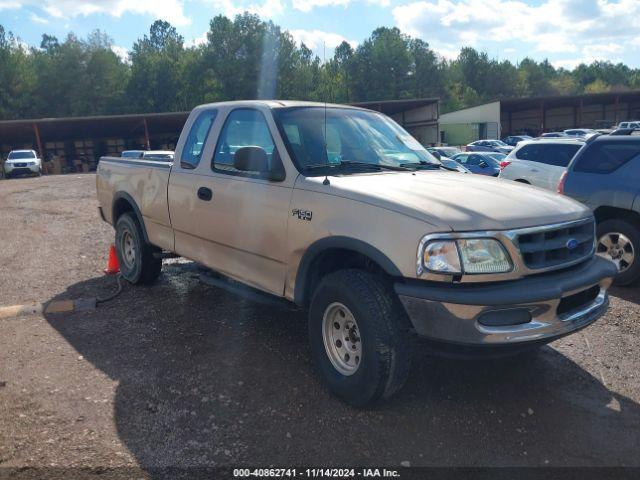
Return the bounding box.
[303,161,412,173]
[400,161,459,172]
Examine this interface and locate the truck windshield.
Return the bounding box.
[8,151,35,159]
[273,107,440,175]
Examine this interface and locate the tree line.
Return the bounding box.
[1,14,640,121]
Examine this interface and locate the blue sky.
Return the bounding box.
[1,0,638,69]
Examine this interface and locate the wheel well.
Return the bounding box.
[112,197,135,223]
[594,206,640,225]
[300,248,388,307]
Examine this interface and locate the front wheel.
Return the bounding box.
[596,218,640,286]
[308,270,412,407]
[115,212,162,284]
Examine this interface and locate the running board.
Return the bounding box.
[154,252,181,259]
[199,270,297,310]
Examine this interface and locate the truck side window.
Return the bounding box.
[212,109,278,176]
[181,109,218,169]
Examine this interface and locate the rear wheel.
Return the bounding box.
[115,212,162,284]
[596,218,640,286]
[308,269,412,407]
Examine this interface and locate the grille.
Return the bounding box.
[516,219,594,270]
[15,163,27,167]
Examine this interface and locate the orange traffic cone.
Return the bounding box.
[104,244,120,275]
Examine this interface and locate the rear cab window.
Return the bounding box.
[181,109,218,169]
[574,141,640,174]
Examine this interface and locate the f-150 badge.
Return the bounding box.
[292,209,312,221]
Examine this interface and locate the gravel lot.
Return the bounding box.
[0,175,639,476]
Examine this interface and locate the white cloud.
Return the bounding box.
[291,0,348,12]
[0,0,21,10]
[190,32,208,47]
[290,0,389,12]
[29,12,49,24]
[15,0,190,26]
[110,45,130,62]
[207,0,284,18]
[289,29,357,51]
[392,0,639,62]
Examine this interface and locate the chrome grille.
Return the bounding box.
[516,218,595,270]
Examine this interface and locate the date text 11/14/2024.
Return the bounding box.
[233,468,401,478]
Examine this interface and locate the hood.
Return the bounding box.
[297,170,591,231]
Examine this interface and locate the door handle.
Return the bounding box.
[530,168,539,172]
[197,187,212,201]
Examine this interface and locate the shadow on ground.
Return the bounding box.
[42,262,640,475]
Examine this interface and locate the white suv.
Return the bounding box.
[3,150,42,178]
[617,121,640,130]
[499,138,584,191]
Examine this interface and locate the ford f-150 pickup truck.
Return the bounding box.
[96,100,617,406]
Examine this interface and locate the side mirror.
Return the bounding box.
[431,151,441,160]
[234,146,285,181]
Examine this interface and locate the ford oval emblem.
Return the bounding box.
[566,238,579,250]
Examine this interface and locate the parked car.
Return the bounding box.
[440,157,471,173]
[617,121,640,130]
[502,135,533,146]
[499,138,584,190]
[558,132,640,285]
[3,150,42,178]
[121,150,145,158]
[466,139,513,154]
[426,147,469,173]
[451,151,504,176]
[564,128,598,138]
[427,146,463,158]
[96,100,616,406]
[540,132,568,138]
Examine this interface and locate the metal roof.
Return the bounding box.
[500,90,640,111]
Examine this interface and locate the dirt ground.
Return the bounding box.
[0,174,639,478]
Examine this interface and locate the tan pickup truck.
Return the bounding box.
[97,100,617,406]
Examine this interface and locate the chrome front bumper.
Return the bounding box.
[395,256,617,346]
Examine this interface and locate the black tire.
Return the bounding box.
[597,218,640,286]
[308,269,412,407]
[115,212,162,284]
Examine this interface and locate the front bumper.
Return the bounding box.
[5,163,39,175]
[395,256,617,346]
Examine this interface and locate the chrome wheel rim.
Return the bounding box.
[121,230,136,269]
[322,302,362,376]
[597,232,634,273]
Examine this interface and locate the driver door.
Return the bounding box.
[188,108,293,295]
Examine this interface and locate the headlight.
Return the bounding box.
[457,239,512,274]
[418,237,512,276]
